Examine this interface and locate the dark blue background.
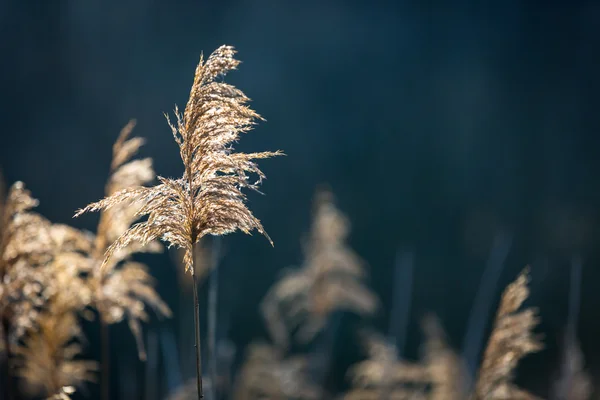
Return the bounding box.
[1,1,599,398]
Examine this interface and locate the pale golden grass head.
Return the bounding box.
[261,188,377,348]
[348,330,428,393]
[347,318,467,400]
[0,182,43,268]
[6,199,97,398]
[78,120,171,360]
[303,189,378,324]
[39,224,95,316]
[0,181,98,397]
[75,45,283,276]
[305,188,365,277]
[0,182,76,339]
[473,268,543,400]
[95,118,157,256]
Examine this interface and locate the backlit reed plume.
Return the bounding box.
[473,268,543,400]
[262,188,377,349]
[346,330,429,400]
[18,210,98,400]
[1,183,48,341]
[75,45,282,399]
[233,341,321,400]
[76,120,172,400]
[346,317,466,400]
[0,182,58,400]
[0,181,96,400]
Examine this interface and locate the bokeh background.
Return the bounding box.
[1,0,600,399]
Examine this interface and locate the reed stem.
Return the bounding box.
[192,246,204,399]
[208,238,220,400]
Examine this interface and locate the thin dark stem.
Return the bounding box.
[192,247,204,399]
[208,238,220,400]
[1,318,13,400]
[100,318,110,400]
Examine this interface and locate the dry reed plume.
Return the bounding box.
[347,330,429,396]
[17,219,98,399]
[1,182,52,345]
[347,317,465,400]
[262,188,378,349]
[75,44,282,399]
[472,268,543,400]
[235,187,378,400]
[86,119,171,358]
[75,120,172,400]
[0,181,98,399]
[346,270,542,400]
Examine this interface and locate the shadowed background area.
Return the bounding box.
[1,0,600,399]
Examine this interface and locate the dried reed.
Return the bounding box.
[348,330,429,395]
[472,268,543,400]
[262,188,377,350]
[76,45,282,399]
[0,181,99,399]
[0,182,55,400]
[75,119,172,400]
[346,269,542,400]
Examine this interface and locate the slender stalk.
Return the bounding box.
[192,246,204,399]
[186,111,203,399]
[1,317,13,400]
[100,317,110,400]
[178,280,192,379]
[208,238,220,400]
